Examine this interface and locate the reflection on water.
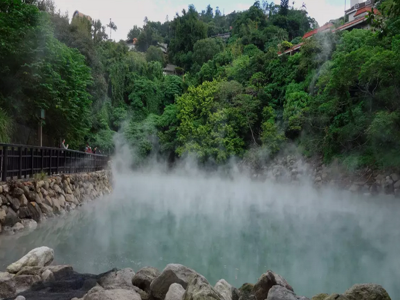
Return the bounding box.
[0,171,399,298]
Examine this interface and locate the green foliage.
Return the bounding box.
[260,106,285,154]
[0,108,13,143]
[193,38,224,66]
[145,45,165,65]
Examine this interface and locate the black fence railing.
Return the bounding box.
[0,143,109,182]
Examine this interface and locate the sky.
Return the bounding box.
[52,0,349,42]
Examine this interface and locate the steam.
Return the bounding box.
[0,137,399,299]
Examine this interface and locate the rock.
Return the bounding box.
[99,268,135,290]
[12,222,24,231]
[84,286,142,300]
[38,202,54,216]
[0,272,16,298]
[14,296,26,300]
[349,184,359,193]
[0,185,2,193]
[58,195,66,207]
[394,180,400,189]
[390,174,399,182]
[43,196,53,207]
[166,283,186,300]
[324,295,348,300]
[21,219,37,230]
[183,275,223,300]
[42,265,73,280]
[7,246,54,273]
[132,266,161,293]
[9,197,21,211]
[151,264,207,300]
[27,202,43,222]
[15,266,43,276]
[266,286,297,300]
[52,197,61,213]
[14,274,41,293]
[343,284,391,300]
[4,208,20,227]
[215,279,234,300]
[0,207,6,223]
[41,269,55,282]
[253,271,293,300]
[65,194,78,204]
[297,297,310,300]
[19,194,28,207]
[311,294,329,300]
[18,207,31,219]
[13,187,25,196]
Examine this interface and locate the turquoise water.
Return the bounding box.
[0,171,399,298]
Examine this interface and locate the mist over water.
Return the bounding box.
[1,155,399,298]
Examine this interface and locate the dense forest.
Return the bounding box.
[1,0,400,170]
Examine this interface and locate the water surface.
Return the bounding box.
[0,171,399,298]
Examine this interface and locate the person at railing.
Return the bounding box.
[61,139,69,150]
[85,143,92,153]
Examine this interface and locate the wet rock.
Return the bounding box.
[12,222,24,231]
[99,268,135,290]
[65,194,78,205]
[43,196,53,207]
[266,286,297,300]
[7,246,54,273]
[183,275,223,300]
[41,269,55,283]
[0,272,16,298]
[311,294,329,300]
[151,264,207,300]
[253,271,293,300]
[132,266,161,293]
[13,187,25,197]
[14,275,41,293]
[38,202,54,216]
[21,219,37,230]
[15,296,26,300]
[42,265,73,280]
[0,207,7,223]
[18,207,31,219]
[27,202,43,222]
[4,208,20,227]
[166,283,185,300]
[343,284,391,300]
[84,286,142,300]
[394,180,400,189]
[215,279,234,300]
[390,174,399,182]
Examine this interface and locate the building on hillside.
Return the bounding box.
[211,32,231,41]
[278,0,379,56]
[163,64,177,76]
[126,38,138,51]
[158,43,168,54]
[72,10,92,22]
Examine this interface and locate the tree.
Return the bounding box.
[127,25,142,40]
[280,0,289,16]
[107,19,117,39]
[145,45,165,65]
[192,38,224,66]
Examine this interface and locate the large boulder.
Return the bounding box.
[15,266,43,276]
[4,208,20,227]
[98,268,135,290]
[27,202,43,222]
[266,286,297,300]
[253,271,293,300]
[343,284,391,300]
[324,295,348,300]
[84,286,142,300]
[166,283,186,300]
[132,266,161,293]
[215,279,234,300]
[183,275,223,300]
[151,264,207,300]
[14,274,41,294]
[238,283,254,300]
[0,272,16,298]
[42,265,73,280]
[6,246,54,274]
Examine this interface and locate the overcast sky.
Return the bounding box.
[52,0,349,41]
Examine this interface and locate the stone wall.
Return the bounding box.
[0,170,112,234]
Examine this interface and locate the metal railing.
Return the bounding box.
[0,143,109,182]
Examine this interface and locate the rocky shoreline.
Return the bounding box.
[0,171,112,235]
[0,247,392,300]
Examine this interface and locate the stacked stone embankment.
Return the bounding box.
[0,170,111,234]
[0,247,393,300]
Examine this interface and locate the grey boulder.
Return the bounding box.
[84,286,142,300]
[253,271,294,300]
[166,283,186,300]
[215,279,234,300]
[151,264,207,300]
[343,284,391,300]
[266,286,297,300]
[7,246,54,273]
[183,275,224,300]
[0,272,16,299]
[132,266,160,293]
[99,268,135,290]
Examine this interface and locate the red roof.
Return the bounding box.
[303,23,334,39]
[334,16,367,32]
[354,6,379,17]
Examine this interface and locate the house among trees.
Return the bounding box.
[127,38,137,51]
[72,10,92,22]
[279,0,378,56]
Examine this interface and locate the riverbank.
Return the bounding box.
[0,170,112,235]
[0,247,392,300]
